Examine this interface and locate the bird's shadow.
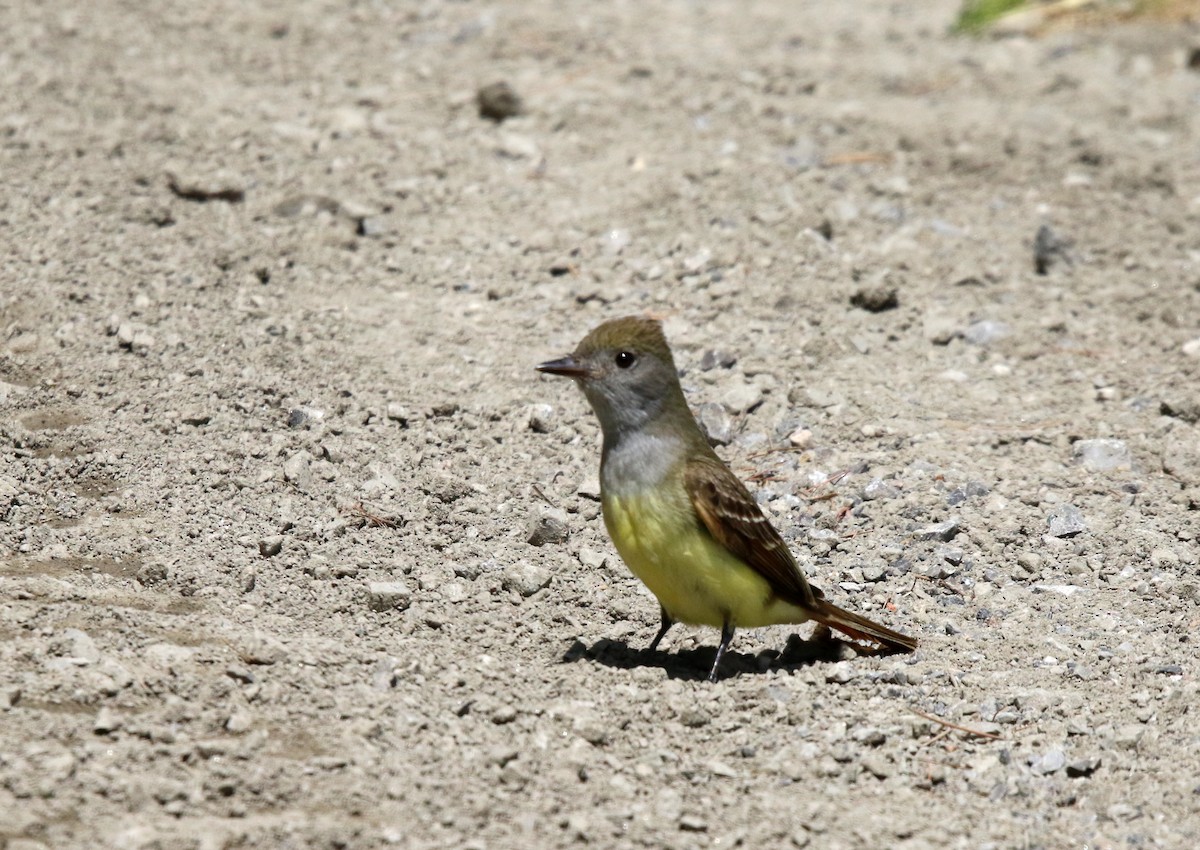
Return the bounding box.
[561,631,864,682]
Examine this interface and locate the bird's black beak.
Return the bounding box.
[536,355,591,379]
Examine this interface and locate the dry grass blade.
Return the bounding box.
[341,502,402,529]
[911,707,1004,741]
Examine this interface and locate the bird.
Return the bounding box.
[537,315,917,681]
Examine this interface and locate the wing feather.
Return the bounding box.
[683,453,817,607]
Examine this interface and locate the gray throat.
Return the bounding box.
[600,424,688,498]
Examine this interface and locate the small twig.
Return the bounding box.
[530,484,555,507]
[917,727,954,750]
[745,445,809,460]
[910,707,1003,741]
[798,467,853,498]
[341,502,401,529]
[745,469,780,484]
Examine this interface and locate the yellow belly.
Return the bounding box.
[602,490,809,629]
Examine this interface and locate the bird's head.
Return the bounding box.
[537,316,688,438]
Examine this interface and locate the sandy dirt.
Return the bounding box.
[2,2,1200,848]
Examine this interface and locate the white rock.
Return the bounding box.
[367,581,412,612]
[502,561,551,597]
[64,628,101,664]
[527,404,555,433]
[721,382,763,414]
[526,505,568,546]
[1074,438,1131,473]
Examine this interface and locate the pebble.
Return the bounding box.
[93,707,123,734]
[527,404,555,433]
[116,323,136,347]
[802,386,844,408]
[282,452,314,491]
[0,474,18,504]
[286,407,320,428]
[225,711,253,733]
[1069,664,1098,682]
[946,481,990,505]
[573,717,610,745]
[1162,432,1200,486]
[1031,749,1066,774]
[913,518,960,542]
[477,81,522,122]
[699,349,737,370]
[1046,504,1086,537]
[938,545,964,566]
[226,665,255,684]
[862,478,900,501]
[366,581,412,612]
[963,320,1010,346]
[166,169,247,203]
[577,548,607,569]
[787,427,812,449]
[1017,552,1042,573]
[696,402,733,446]
[1034,223,1071,275]
[679,815,708,832]
[501,561,551,597]
[1104,803,1140,822]
[860,753,892,779]
[849,285,898,313]
[64,629,101,664]
[1149,547,1179,568]
[721,382,763,415]
[356,215,390,237]
[576,475,601,500]
[238,634,288,665]
[1066,756,1101,777]
[495,131,540,160]
[707,759,738,778]
[526,505,569,546]
[825,662,856,684]
[851,727,886,746]
[129,330,156,353]
[144,643,198,670]
[1073,438,1131,472]
[924,315,961,345]
[861,564,885,582]
[1114,724,1144,750]
[1181,337,1200,358]
[385,403,410,426]
[0,687,20,710]
[1160,396,1200,423]
[258,536,284,558]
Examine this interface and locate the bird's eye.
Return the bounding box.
[614,351,637,369]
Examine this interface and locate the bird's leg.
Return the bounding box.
[707,622,736,682]
[647,606,674,653]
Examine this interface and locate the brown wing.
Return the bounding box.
[683,453,818,608]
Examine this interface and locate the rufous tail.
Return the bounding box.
[811,599,917,653]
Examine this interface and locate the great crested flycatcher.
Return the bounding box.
[537,316,917,681]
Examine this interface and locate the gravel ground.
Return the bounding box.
[2,2,1199,848]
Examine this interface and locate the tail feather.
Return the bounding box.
[811,598,917,653]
